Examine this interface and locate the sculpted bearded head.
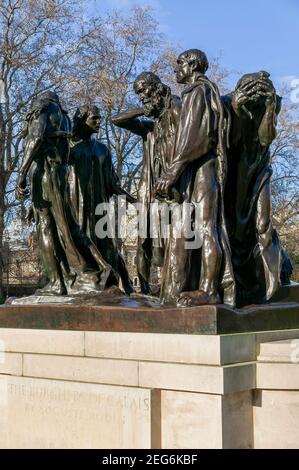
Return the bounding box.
[133,72,170,118]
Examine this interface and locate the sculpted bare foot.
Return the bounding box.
[69,268,112,295]
[177,290,221,307]
[35,280,67,296]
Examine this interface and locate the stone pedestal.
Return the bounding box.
[254,338,299,449]
[0,324,299,448]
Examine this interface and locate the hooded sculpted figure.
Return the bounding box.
[223,71,292,305]
[155,49,236,307]
[68,104,135,294]
[16,92,112,295]
[111,73,192,296]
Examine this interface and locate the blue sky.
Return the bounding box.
[89,0,298,89]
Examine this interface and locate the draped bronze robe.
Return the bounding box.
[112,95,192,292]
[160,76,236,307]
[223,94,283,306]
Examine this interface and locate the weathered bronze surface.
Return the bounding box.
[113,52,292,309]
[68,104,135,294]
[16,92,113,296]
[13,51,294,315]
[112,72,185,297]
[1,284,299,334]
[223,72,291,307]
[155,49,235,307]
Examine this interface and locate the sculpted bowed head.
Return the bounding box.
[232,71,278,119]
[133,72,170,118]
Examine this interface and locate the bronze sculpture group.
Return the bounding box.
[16,49,292,308]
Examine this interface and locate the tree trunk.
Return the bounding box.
[0,176,5,298]
[0,103,4,298]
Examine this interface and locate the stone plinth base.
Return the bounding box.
[1,326,299,448]
[254,338,299,448]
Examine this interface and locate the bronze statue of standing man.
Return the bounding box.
[112,73,192,296]
[16,92,112,296]
[68,104,135,294]
[223,71,291,305]
[156,49,235,307]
